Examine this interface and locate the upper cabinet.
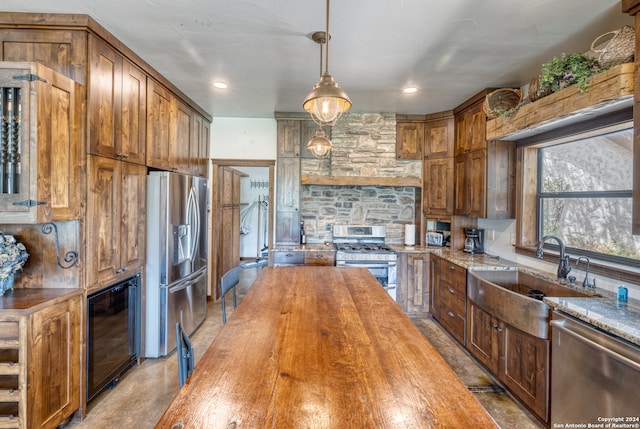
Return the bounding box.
[423,112,455,217]
[396,115,425,160]
[147,78,208,177]
[88,35,146,165]
[453,91,515,219]
[0,62,82,224]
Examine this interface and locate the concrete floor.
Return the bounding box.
[67,266,543,428]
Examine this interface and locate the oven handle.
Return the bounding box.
[336,261,395,269]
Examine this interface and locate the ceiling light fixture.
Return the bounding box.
[306,127,334,158]
[303,0,351,128]
[403,87,418,94]
[212,81,228,89]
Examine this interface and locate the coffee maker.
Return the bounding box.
[463,228,485,254]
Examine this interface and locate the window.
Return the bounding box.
[537,124,640,264]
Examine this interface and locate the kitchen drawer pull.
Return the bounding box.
[286,253,294,257]
[449,265,455,270]
[492,324,503,333]
[448,288,455,294]
[447,311,455,318]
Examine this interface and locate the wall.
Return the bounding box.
[210,117,277,160]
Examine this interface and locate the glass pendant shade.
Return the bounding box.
[307,127,333,158]
[303,72,351,126]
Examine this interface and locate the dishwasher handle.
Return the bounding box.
[550,318,640,372]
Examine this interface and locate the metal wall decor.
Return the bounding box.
[41,222,79,269]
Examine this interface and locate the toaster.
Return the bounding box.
[427,231,444,246]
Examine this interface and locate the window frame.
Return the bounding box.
[514,108,640,281]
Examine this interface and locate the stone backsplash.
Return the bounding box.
[299,112,421,244]
[301,112,421,179]
[301,185,419,244]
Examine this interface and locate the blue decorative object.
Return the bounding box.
[0,272,14,296]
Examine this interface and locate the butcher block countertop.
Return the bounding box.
[156,266,498,428]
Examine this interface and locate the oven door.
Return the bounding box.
[335,260,397,300]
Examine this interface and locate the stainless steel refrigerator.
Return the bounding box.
[145,171,208,357]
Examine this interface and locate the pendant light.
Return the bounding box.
[303,0,351,127]
[306,127,333,158]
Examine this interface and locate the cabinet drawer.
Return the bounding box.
[272,251,304,266]
[439,284,466,316]
[440,262,466,288]
[438,300,466,344]
[304,252,335,266]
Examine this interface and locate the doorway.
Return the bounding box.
[210,159,275,300]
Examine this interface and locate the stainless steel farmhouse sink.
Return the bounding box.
[467,268,599,339]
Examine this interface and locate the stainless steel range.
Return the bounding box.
[333,225,397,300]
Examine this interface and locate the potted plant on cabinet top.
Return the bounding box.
[0,232,29,296]
[537,52,603,96]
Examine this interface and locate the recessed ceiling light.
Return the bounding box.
[403,87,418,94]
[212,81,228,89]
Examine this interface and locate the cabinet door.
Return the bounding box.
[275,211,300,246]
[120,59,147,165]
[424,158,453,216]
[454,111,470,156]
[146,79,172,170]
[87,156,121,287]
[501,324,549,421]
[454,154,468,216]
[424,118,454,158]
[171,97,192,172]
[277,120,301,157]
[88,36,122,159]
[467,301,501,375]
[120,162,146,275]
[430,256,439,316]
[468,103,487,152]
[191,114,208,177]
[396,121,424,160]
[467,149,487,218]
[276,157,301,211]
[486,140,516,219]
[27,295,81,429]
[397,253,430,314]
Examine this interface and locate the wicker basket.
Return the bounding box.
[528,76,552,102]
[483,88,522,119]
[590,25,635,68]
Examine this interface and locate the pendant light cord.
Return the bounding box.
[325,0,330,75]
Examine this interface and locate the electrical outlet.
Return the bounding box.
[486,229,495,240]
[325,222,332,231]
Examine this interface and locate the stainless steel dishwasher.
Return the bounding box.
[550,311,640,426]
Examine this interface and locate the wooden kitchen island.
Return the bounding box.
[155,267,497,428]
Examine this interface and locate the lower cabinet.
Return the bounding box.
[304,251,335,266]
[271,250,304,267]
[396,252,430,315]
[467,300,549,422]
[0,292,82,429]
[431,255,467,344]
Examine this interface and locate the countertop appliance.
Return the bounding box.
[464,228,485,253]
[87,274,139,403]
[145,171,208,358]
[333,225,397,300]
[550,311,640,425]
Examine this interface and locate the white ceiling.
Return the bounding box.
[0,0,632,118]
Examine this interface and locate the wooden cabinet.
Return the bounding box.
[431,255,467,344]
[87,155,146,290]
[424,158,454,216]
[396,252,430,315]
[271,250,305,266]
[0,291,82,429]
[190,114,209,177]
[423,112,454,221]
[275,118,303,245]
[0,62,82,224]
[88,35,146,165]
[453,93,516,219]
[146,78,172,170]
[467,300,549,421]
[424,116,454,159]
[217,167,246,278]
[304,250,335,266]
[396,116,425,160]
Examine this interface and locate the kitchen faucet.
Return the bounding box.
[577,256,596,289]
[535,235,571,280]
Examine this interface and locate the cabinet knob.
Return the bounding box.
[449,265,455,270]
[492,324,503,333]
[448,288,455,294]
[116,152,123,157]
[447,311,455,318]
[122,153,130,159]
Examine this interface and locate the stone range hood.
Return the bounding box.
[300,113,422,187]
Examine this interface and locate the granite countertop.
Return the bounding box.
[544,295,640,347]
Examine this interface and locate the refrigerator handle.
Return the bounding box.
[187,186,200,263]
[169,270,207,293]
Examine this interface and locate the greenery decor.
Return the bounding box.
[538,53,602,95]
